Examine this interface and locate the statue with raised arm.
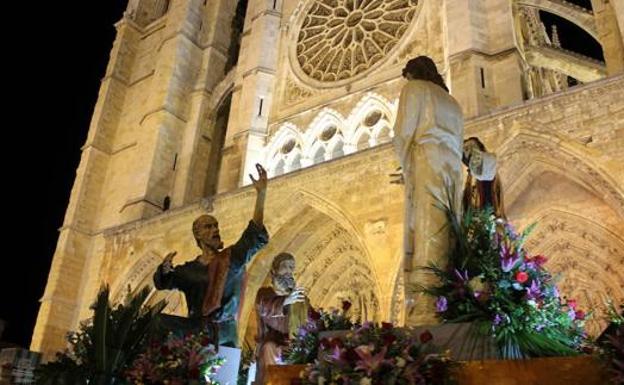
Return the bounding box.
[153,164,269,347]
[462,137,506,218]
[392,56,464,325]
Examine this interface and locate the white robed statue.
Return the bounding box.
[392,56,464,325]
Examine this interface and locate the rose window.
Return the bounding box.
[296,0,420,83]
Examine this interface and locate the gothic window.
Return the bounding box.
[295,0,420,83]
[274,159,286,177]
[376,126,392,144]
[203,94,232,196]
[357,132,371,150]
[331,141,344,159]
[225,0,249,74]
[363,110,383,127]
[313,146,326,164]
[320,125,338,142]
[290,153,302,172]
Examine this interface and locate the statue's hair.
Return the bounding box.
[463,137,487,165]
[271,252,295,274]
[464,136,486,151]
[403,56,449,93]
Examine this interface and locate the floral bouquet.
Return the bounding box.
[301,322,456,385]
[423,207,587,359]
[283,301,357,364]
[124,331,225,384]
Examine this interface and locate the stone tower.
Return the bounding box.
[33,0,624,358]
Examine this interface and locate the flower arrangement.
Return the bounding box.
[284,301,357,364]
[124,331,225,384]
[301,322,456,385]
[423,207,587,359]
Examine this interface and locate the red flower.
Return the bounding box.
[532,255,548,266]
[515,271,529,284]
[420,330,433,344]
[382,333,397,346]
[381,322,394,330]
[575,310,586,320]
[342,301,352,312]
[567,299,577,310]
[309,308,321,321]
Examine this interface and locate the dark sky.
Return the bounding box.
[1,0,603,348]
[2,1,127,347]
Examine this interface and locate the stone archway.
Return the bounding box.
[497,131,624,219]
[524,209,624,336]
[237,189,382,346]
[110,250,188,317]
[497,132,624,335]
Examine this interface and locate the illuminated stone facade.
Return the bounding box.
[32,0,623,358]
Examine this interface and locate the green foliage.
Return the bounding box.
[124,330,224,384]
[36,286,166,385]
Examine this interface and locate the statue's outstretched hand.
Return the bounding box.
[284,287,306,306]
[250,163,268,193]
[162,251,177,274]
[390,166,404,185]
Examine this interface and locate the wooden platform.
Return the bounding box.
[265,356,608,385]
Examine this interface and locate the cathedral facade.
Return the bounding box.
[32,0,624,358]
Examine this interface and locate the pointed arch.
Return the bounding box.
[237,189,382,342]
[344,92,395,143]
[497,130,624,219]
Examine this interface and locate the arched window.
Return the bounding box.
[274,159,285,177]
[290,153,302,172]
[313,146,326,164]
[203,94,232,196]
[357,132,371,150]
[331,141,344,159]
[376,126,391,144]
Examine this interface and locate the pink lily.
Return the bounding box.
[354,345,388,376]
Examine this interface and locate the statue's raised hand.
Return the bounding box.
[162,251,177,274]
[250,163,268,193]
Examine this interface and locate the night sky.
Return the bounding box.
[1,0,604,348]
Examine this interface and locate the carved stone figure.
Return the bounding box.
[462,137,505,218]
[392,56,464,325]
[254,253,309,385]
[153,164,269,347]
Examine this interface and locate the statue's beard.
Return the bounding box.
[273,274,296,293]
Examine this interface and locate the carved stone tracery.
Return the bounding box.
[295,0,420,83]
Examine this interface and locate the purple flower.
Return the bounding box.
[525,279,542,300]
[435,296,448,313]
[493,314,503,326]
[500,244,520,272]
[568,309,577,320]
[454,269,469,282]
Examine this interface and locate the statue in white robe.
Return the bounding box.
[392,56,464,325]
